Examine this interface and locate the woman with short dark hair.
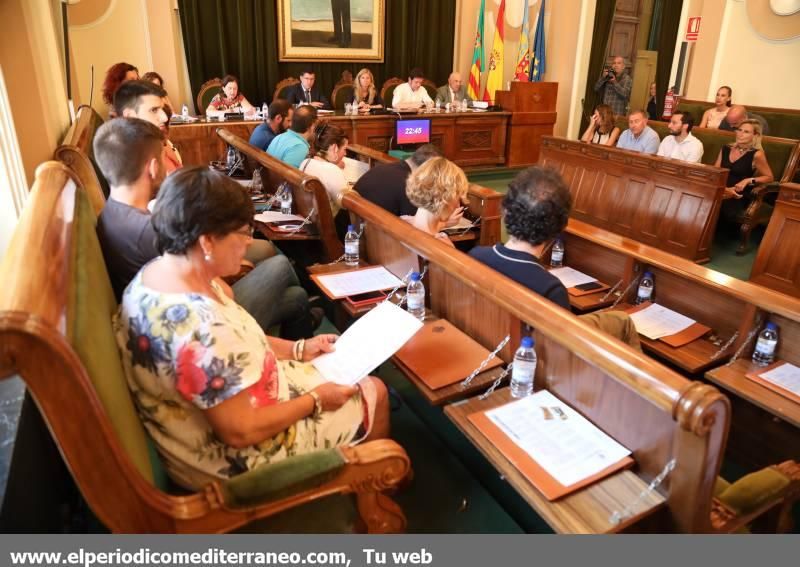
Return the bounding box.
[206,74,255,117]
[116,166,389,489]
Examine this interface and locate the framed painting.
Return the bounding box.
[277,0,385,62]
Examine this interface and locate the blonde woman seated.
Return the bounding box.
[580,104,620,146]
[116,166,388,489]
[403,157,468,247]
[699,86,732,129]
[352,68,384,111]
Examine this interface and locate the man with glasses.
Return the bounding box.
[286,69,331,110]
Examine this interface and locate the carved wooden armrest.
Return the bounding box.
[710,461,800,533]
[742,182,780,219]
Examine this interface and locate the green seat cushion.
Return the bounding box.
[717,467,791,516]
[69,188,160,485]
[677,101,800,141]
[221,449,346,508]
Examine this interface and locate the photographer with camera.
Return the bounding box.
[593,56,632,118]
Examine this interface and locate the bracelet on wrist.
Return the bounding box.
[308,391,322,418]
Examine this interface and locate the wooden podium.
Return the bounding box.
[495,82,557,167]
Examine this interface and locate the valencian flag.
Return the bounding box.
[514,0,531,81]
[483,0,506,102]
[467,0,485,100]
[530,0,546,81]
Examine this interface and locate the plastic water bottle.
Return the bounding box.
[752,322,779,366]
[279,184,292,214]
[406,272,426,321]
[226,146,236,170]
[344,225,359,267]
[510,337,537,398]
[635,271,655,305]
[261,102,268,118]
[181,104,189,119]
[550,239,564,267]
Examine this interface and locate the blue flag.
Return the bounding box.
[530,0,546,81]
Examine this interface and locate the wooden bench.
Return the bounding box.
[339,190,800,533]
[613,119,800,253]
[344,146,503,246]
[550,218,800,471]
[538,136,728,263]
[53,104,107,216]
[750,183,800,298]
[0,161,411,533]
[217,127,344,264]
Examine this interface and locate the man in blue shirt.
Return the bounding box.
[267,105,317,168]
[249,100,293,151]
[616,110,660,154]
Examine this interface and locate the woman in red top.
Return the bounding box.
[205,75,254,117]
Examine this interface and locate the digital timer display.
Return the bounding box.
[396,119,431,145]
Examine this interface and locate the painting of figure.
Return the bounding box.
[278,0,385,61]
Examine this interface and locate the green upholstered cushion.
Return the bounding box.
[677,101,800,141]
[68,188,159,486]
[713,476,731,498]
[615,117,796,179]
[221,449,346,508]
[333,85,354,110]
[717,468,790,516]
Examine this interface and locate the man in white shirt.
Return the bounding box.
[657,112,704,163]
[392,67,433,109]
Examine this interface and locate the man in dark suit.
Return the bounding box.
[285,69,332,110]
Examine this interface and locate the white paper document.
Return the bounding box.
[487,390,631,487]
[628,303,695,340]
[254,211,305,224]
[549,267,597,288]
[312,302,423,385]
[342,157,370,185]
[759,362,800,397]
[316,266,404,299]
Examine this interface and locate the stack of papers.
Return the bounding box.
[312,302,423,385]
[314,266,404,299]
[486,390,631,488]
[758,363,800,398]
[549,267,597,288]
[254,211,305,224]
[628,303,695,340]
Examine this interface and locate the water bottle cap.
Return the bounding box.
[521,336,534,348]
[766,322,777,330]
[410,272,420,282]
[643,271,653,278]
[347,225,354,232]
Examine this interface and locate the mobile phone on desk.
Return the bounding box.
[345,290,387,308]
[574,281,604,292]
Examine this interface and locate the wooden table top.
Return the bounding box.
[444,388,666,533]
[706,358,800,428]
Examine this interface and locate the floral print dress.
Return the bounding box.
[208,93,245,112]
[115,271,375,490]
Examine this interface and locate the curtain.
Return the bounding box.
[580,0,616,134]
[178,0,456,111]
[652,0,683,117]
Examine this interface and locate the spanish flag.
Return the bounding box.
[467,0,485,100]
[483,0,506,102]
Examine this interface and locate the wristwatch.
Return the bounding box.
[308,391,323,418]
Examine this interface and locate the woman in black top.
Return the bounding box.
[714,119,774,221]
[646,82,658,120]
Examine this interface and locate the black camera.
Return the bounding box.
[605,67,617,77]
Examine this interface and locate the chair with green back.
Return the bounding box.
[0,161,411,533]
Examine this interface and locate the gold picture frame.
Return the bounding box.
[277,0,385,62]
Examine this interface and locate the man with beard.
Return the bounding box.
[249,99,294,151]
[657,111,704,163]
